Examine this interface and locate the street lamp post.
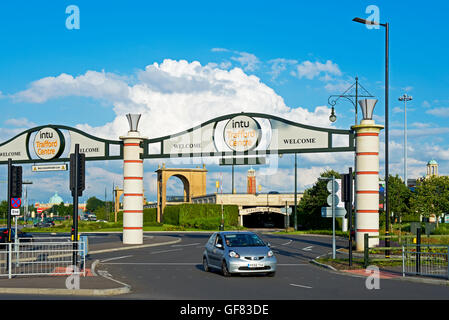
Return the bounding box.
[398,94,412,186]
[328,77,375,248]
[294,153,298,231]
[353,16,390,256]
[22,181,33,222]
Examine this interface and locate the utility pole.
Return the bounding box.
[294,153,298,231]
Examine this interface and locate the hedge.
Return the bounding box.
[163,204,239,230]
[112,208,159,226]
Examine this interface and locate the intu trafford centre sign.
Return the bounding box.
[0,112,355,164]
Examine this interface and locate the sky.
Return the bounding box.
[1,0,449,205]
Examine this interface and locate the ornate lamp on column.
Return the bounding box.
[120,114,147,244]
[352,99,384,250]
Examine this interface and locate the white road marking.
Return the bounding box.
[281,240,293,246]
[171,242,200,247]
[290,283,312,289]
[101,262,198,265]
[277,264,308,266]
[302,246,313,251]
[100,255,133,262]
[150,248,182,254]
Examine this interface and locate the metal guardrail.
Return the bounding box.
[402,245,449,279]
[0,239,87,279]
[362,233,449,280]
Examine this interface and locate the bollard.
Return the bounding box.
[447,246,449,280]
[8,243,12,279]
[364,233,369,268]
[416,227,421,275]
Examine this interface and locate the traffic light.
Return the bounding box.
[11,165,22,198]
[70,153,85,197]
[341,173,353,203]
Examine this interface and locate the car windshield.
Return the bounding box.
[224,234,266,247]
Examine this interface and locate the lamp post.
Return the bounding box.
[22,181,33,222]
[328,77,375,248]
[294,153,298,231]
[353,16,390,256]
[398,94,412,186]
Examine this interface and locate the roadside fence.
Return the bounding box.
[0,237,88,279]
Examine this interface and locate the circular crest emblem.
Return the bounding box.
[33,127,65,160]
[223,115,261,152]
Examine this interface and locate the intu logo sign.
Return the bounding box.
[223,115,261,152]
[33,128,65,160]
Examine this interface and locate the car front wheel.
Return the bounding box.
[222,260,231,277]
[203,256,209,272]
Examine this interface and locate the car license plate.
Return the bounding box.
[248,263,264,268]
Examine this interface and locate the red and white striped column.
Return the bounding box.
[120,118,146,244]
[353,119,384,251]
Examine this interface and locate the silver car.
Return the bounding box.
[203,231,277,277]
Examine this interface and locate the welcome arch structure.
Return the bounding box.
[0,112,382,249]
[155,165,207,223]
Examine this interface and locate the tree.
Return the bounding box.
[410,176,449,227]
[297,170,341,230]
[0,200,7,220]
[86,197,105,212]
[388,174,412,223]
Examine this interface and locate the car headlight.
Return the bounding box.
[267,250,274,257]
[228,251,240,258]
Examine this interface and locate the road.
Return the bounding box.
[89,232,449,300]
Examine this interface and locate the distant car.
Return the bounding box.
[263,222,275,228]
[34,221,53,228]
[203,231,277,277]
[0,228,33,243]
[268,191,279,194]
[87,214,97,221]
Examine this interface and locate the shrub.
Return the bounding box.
[162,204,239,229]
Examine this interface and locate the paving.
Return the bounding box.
[0,234,181,296]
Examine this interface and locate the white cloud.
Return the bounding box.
[267,58,297,81]
[4,117,36,128]
[211,48,230,52]
[422,100,431,108]
[392,106,403,114]
[13,59,334,141]
[426,107,449,117]
[324,80,352,93]
[295,60,341,80]
[410,122,432,128]
[12,70,130,104]
[402,86,413,92]
[230,52,260,72]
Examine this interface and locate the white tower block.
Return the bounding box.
[352,119,384,251]
[120,114,147,244]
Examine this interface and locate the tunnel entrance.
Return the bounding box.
[242,212,285,228]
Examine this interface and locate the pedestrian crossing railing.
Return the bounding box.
[0,239,87,279]
[402,244,449,280]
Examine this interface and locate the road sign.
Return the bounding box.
[32,164,68,172]
[327,180,339,193]
[321,207,347,218]
[11,209,20,216]
[37,208,43,214]
[11,198,21,209]
[327,194,339,207]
